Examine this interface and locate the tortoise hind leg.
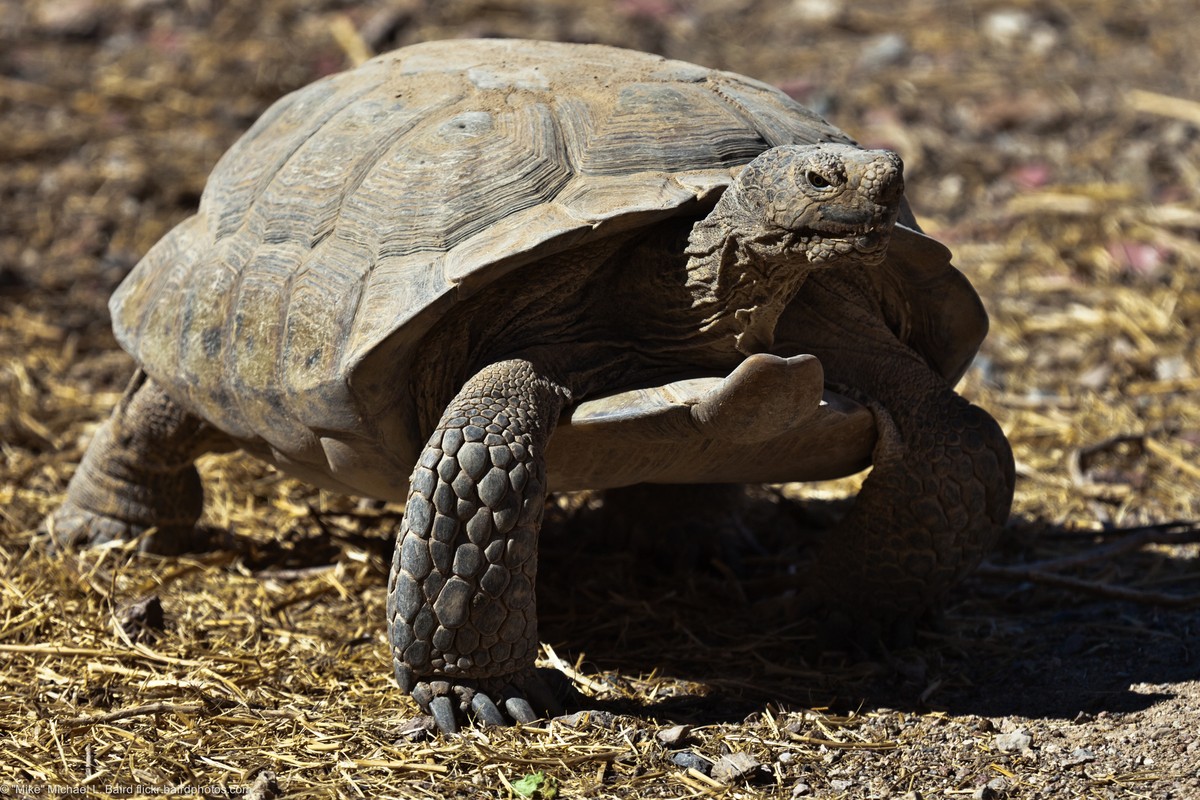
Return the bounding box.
[387,358,575,733]
[44,370,230,555]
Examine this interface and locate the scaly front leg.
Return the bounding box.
[778,270,1014,647]
[387,359,572,733]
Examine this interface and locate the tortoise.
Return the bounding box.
[47,39,1015,732]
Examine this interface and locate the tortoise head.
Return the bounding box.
[684,143,908,355]
[732,143,905,266]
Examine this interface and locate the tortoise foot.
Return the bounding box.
[41,502,202,556]
[407,667,578,734]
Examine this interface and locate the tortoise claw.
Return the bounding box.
[471,692,507,728]
[40,503,201,555]
[408,668,577,733]
[502,695,538,724]
[429,695,460,735]
[410,682,433,709]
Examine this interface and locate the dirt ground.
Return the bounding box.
[2,0,1199,797]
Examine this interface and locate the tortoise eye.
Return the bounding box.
[806,170,832,189]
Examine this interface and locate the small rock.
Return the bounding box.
[394,715,436,742]
[982,8,1057,54]
[901,792,924,800]
[858,33,908,70]
[994,729,1033,754]
[789,0,842,25]
[711,752,763,783]
[972,776,1009,798]
[656,723,691,747]
[983,10,1033,45]
[1155,354,1189,381]
[1062,747,1096,766]
[830,779,853,792]
[1077,363,1112,391]
[791,782,812,797]
[32,0,104,36]
[358,6,414,52]
[1147,725,1175,740]
[1110,240,1168,279]
[670,750,713,774]
[1009,162,1053,190]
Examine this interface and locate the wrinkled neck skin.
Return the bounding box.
[682,187,856,358]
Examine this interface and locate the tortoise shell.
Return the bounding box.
[109,39,984,498]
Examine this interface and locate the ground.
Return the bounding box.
[1,0,1199,798]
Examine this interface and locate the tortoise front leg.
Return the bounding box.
[779,271,1014,646]
[387,359,572,733]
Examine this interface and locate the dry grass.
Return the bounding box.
[2,0,1199,797]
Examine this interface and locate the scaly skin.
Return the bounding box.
[386,359,572,731]
[782,269,1015,645]
[44,370,229,554]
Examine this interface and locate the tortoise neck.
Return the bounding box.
[682,188,822,357]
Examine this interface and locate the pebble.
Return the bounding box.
[983,9,1033,45]
[670,750,713,774]
[982,8,1059,55]
[789,0,842,24]
[972,776,1009,798]
[994,729,1033,754]
[1062,747,1096,766]
[656,724,691,746]
[711,752,762,782]
[32,0,104,36]
[1155,354,1189,380]
[858,33,908,70]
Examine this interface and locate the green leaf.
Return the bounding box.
[510,771,557,799]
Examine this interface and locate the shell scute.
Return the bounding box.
[575,81,769,176]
